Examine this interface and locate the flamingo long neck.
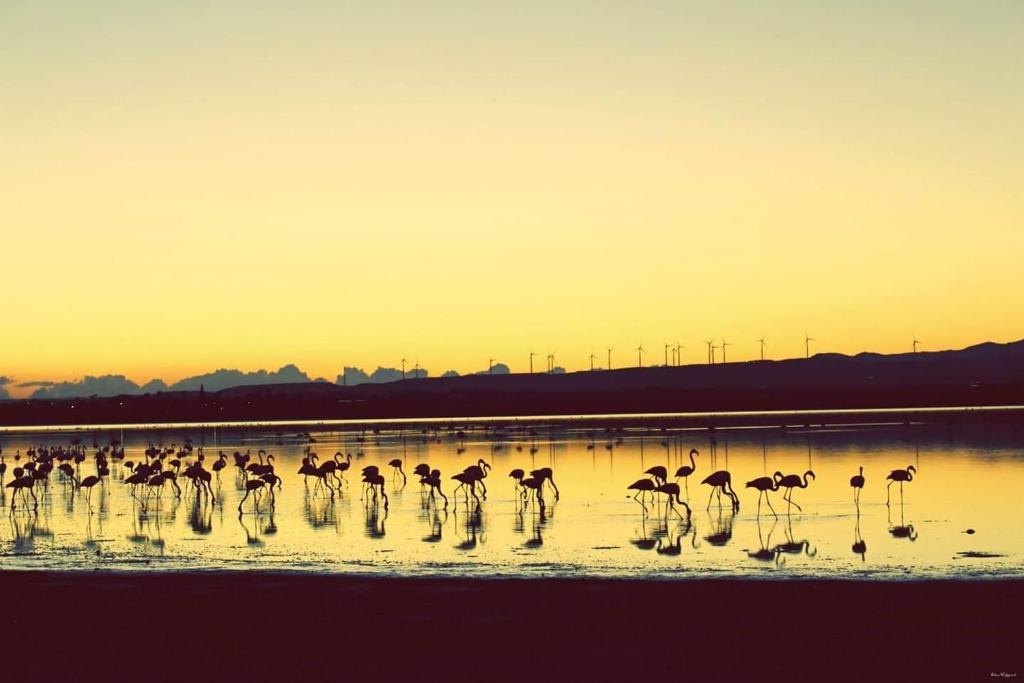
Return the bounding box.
[688,451,696,471]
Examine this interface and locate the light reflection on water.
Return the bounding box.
[0,423,1021,578]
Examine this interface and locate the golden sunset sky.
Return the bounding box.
[2,2,1022,395]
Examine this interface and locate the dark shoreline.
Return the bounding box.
[4,571,1020,680]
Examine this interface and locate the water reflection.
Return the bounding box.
[748,517,781,565]
[852,512,867,561]
[0,423,1020,577]
[703,509,735,547]
[888,502,918,541]
[773,516,816,561]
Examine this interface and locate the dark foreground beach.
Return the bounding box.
[3,572,1020,681]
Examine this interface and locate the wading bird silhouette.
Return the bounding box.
[886,465,916,506]
[778,470,815,513]
[701,470,739,512]
[655,483,692,520]
[674,448,699,496]
[628,478,657,505]
[388,458,407,485]
[850,466,865,507]
[745,472,782,518]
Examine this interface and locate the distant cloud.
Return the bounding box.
[0,376,11,400]
[441,370,460,378]
[336,366,427,385]
[16,380,56,388]
[475,363,510,375]
[168,364,310,392]
[30,375,144,399]
[549,366,566,374]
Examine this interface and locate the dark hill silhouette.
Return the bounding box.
[2,339,1023,427]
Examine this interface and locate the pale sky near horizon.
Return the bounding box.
[2,2,1022,396]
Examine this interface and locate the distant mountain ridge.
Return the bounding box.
[2,339,1023,427]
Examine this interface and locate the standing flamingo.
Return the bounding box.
[777,470,815,513]
[886,465,916,506]
[674,449,699,496]
[850,466,865,506]
[745,472,782,517]
[388,458,407,485]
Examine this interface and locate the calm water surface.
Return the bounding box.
[0,422,1020,579]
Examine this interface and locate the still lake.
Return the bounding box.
[0,418,1020,579]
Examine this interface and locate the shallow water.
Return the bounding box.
[0,422,1020,579]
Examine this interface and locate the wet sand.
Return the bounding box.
[3,571,1020,680]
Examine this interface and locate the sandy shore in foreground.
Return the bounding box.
[2,571,1020,681]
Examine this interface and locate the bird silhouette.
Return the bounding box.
[886,465,916,506]
[701,470,739,512]
[628,478,657,505]
[777,470,815,513]
[655,482,692,520]
[850,466,865,507]
[745,472,782,518]
[388,458,407,485]
[674,448,699,496]
[644,466,668,486]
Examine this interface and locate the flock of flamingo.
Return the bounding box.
[625,447,917,519]
[0,435,919,565]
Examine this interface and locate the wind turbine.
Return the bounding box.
[804,333,814,359]
[401,358,408,380]
[529,351,536,374]
[675,342,685,367]
[636,344,645,368]
[757,335,767,361]
[547,353,555,373]
[912,336,921,354]
[414,361,421,378]
[721,338,732,364]
[664,343,671,367]
[607,347,613,371]
[488,358,495,375]
[704,340,714,365]
[589,352,598,371]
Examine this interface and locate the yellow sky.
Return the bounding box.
[2,2,1022,394]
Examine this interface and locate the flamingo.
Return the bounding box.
[628,478,657,504]
[451,471,481,506]
[886,465,916,506]
[238,479,266,513]
[529,467,560,500]
[777,470,815,513]
[424,469,447,507]
[78,475,101,511]
[745,472,782,517]
[850,466,865,505]
[644,466,668,486]
[388,458,407,485]
[701,470,739,512]
[654,482,692,520]
[674,448,699,495]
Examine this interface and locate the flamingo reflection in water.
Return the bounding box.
[772,515,816,562]
[454,503,484,551]
[656,517,698,557]
[703,508,735,547]
[888,500,918,541]
[365,504,387,539]
[748,516,781,566]
[852,510,867,561]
